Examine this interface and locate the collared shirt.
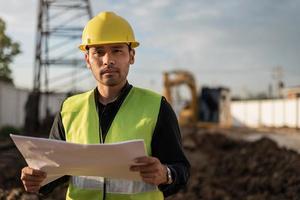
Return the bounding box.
[41,82,190,197]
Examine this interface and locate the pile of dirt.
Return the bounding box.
[0,138,25,189]
[2,130,300,200]
[169,131,300,200]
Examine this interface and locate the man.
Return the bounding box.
[21,11,190,200]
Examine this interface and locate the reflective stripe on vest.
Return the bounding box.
[61,87,164,199]
[71,176,157,194]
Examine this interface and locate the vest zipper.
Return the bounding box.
[99,106,106,200]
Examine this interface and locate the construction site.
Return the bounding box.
[1,0,300,200]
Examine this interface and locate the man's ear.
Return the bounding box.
[129,49,135,65]
[85,53,91,69]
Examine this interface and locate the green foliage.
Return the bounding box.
[0,17,21,84]
[0,125,21,138]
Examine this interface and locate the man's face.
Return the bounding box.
[85,43,135,87]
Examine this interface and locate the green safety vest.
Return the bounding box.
[60,87,164,200]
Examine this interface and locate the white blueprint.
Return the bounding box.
[10,134,146,186]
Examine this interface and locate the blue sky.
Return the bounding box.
[0,0,299,97]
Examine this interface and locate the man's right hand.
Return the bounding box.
[21,167,47,193]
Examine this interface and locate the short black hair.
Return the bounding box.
[85,44,133,53]
[128,43,133,51]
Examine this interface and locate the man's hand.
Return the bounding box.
[21,167,47,193]
[130,156,167,186]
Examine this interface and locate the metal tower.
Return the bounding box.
[34,0,92,92]
[25,0,92,135]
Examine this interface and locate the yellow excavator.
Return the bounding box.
[163,70,231,128]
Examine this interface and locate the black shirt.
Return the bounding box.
[42,83,190,197]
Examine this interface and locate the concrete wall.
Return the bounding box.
[231,98,300,128]
[0,81,67,128]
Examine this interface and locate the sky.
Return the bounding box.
[0,0,299,97]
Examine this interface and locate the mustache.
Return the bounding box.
[100,66,119,74]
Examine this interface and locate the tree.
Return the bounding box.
[0,17,20,84]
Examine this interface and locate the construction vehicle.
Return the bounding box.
[163,70,231,128]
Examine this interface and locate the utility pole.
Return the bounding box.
[272,66,284,98]
[25,0,92,135]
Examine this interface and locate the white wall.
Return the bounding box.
[231,98,300,128]
[0,83,28,127]
[0,81,67,128]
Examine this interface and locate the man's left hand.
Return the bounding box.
[130,156,167,186]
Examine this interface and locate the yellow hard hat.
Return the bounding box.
[79,11,139,51]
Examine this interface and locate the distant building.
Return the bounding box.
[283,86,300,98]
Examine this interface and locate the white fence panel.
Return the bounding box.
[260,100,274,127]
[0,82,68,128]
[285,99,297,127]
[231,102,246,127]
[298,99,300,128]
[231,98,300,128]
[273,99,284,127]
[245,101,260,127]
[0,84,18,127]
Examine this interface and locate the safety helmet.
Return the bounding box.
[79,11,139,51]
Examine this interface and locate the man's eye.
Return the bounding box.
[113,49,123,53]
[94,50,105,55]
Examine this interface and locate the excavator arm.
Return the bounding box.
[163,70,198,126]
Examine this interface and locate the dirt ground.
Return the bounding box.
[1,127,300,199]
[169,127,300,200]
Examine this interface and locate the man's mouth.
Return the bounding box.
[101,69,118,75]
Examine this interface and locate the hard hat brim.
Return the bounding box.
[79,41,139,51]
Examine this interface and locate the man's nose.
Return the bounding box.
[103,52,115,65]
